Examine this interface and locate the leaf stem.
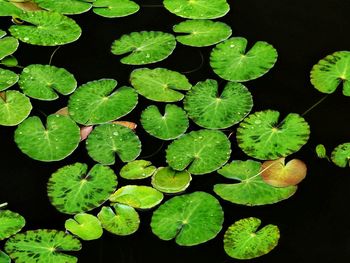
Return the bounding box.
[181,50,204,74]
[49,46,61,65]
[301,94,330,117]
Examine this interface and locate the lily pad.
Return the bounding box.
[5,230,81,263]
[210,37,278,82]
[34,0,92,14]
[1,55,18,67]
[130,68,192,102]
[214,160,297,206]
[65,213,103,241]
[224,217,280,260]
[111,31,176,65]
[311,51,350,96]
[0,30,6,38]
[120,160,157,180]
[236,110,310,160]
[9,11,82,46]
[166,129,231,175]
[86,123,141,165]
[0,90,32,126]
[19,64,77,101]
[331,142,350,168]
[184,79,253,129]
[0,37,19,60]
[14,114,80,162]
[163,0,230,19]
[97,204,140,236]
[0,1,23,17]
[0,251,10,263]
[151,167,192,194]
[151,191,224,246]
[141,104,189,140]
[0,210,25,240]
[0,68,18,91]
[110,185,163,209]
[93,0,140,18]
[173,20,232,47]
[48,163,117,214]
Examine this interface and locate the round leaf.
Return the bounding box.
[331,142,350,168]
[0,37,19,60]
[0,210,25,241]
[111,31,176,65]
[151,167,192,194]
[120,160,157,180]
[316,144,328,159]
[224,217,280,260]
[0,68,18,91]
[86,123,141,165]
[34,0,92,14]
[65,213,103,241]
[1,55,18,67]
[166,129,231,175]
[0,251,10,263]
[210,37,278,82]
[14,114,80,162]
[236,110,310,160]
[48,163,118,214]
[0,30,6,38]
[93,0,139,18]
[151,191,224,246]
[0,2,23,17]
[141,104,189,140]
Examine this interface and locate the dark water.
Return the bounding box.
[1,0,350,262]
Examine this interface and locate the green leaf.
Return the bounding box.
[151,167,192,194]
[316,144,327,159]
[120,160,157,180]
[0,69,18,91]
[14,114,80,162]
[65,213,103,241]
[0,210,25,241]
[97,204,140,236]
[184,80,253,129]
[9,11,82,46]
[0,30,6,38]
[173,20,232,47]
[130,68,192,102]
[1,55,18,67]
[331,142,350,168]
[210,37,278,82]
[48,163,118,214]
[236,110,310,160]
[86,123,141,165]
[68,79,137,125]
[0,251,10,263]
[111,31,176,65]
[34,0,92,15]
[110,185,163,209]
[19,64,77,101]
[166,129,231,175]
[214,160,297,206]
[224,217,280,259]
[0,1,23,17]
[311,51,350,96]
[93,0,139,18]
[0,90,32,126]
[151,191,224,246]
[163,0,230,19]
[0,37,19,60]
[5,230,81,263]
[141,104,189,140]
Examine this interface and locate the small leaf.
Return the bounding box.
[120,160,157,180]
[331,143,350,168]
[65,213,103,241]
[0,68,18,91]
[34,0,92,15]
[0,210,25,241]
[316,144,328,159]
[93,0,139,18]
[0,30,6,38]
[0,36,19,60]
[151,167,192,194]
[1,55,18,67]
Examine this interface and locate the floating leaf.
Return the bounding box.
[184,79,253,129]
[65,213,103,241]
[0,251,10,263]
[19,64,77,101]
[0,69,18,91]
[86,123,141,165]
[68,79,137,125]
[151,167,192,194]
[111,31,176,65]
[166,129,231,175]
[0,30,6,38]
[110,185,163,209]
[120,160,157,180]
[311,51,350,96]
[1,55,18,67]
[34,0,92,14]
[151,191,223,246]
[236,110,310,160]
[0,90,32,126]
[0,210,25,241]
[261,158,307,187]
[163,0,230,19]
[80,125,93,141]
[9,11,82,46]
[210,37,278,82]
[12,1,42,11]
[5,230,81,263]
[14,114,80,162]
[316,144,328,159]
[98,204,140,236]
[130,68,192,102]
[141,104,189,140]
[224,217,280,260]
[93,0,139,18]
[0,37,19,60]
[214,160,297,206]
[0,1,23,17]
[331,143,350,168]
[173,20,232,47]
[113,120,137,130]
[48,163,117,214]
